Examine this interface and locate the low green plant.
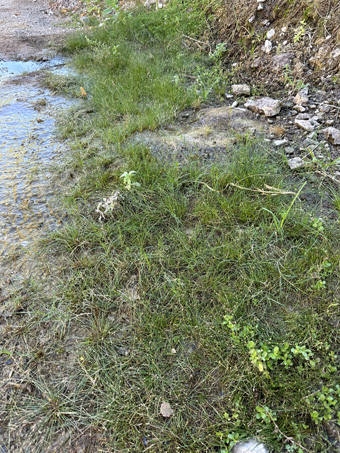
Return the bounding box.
[210,42,227,62]
[120,170,140,190]
[224,315,317,375]
[103,0,119,15]
[194,64,226,99]
[256,406,277,424]
[308,386,340,425]
[283,66,306,91]
[262,181,306,238]
[218,432,241,453]
[334,195,340,213]
[293,19,307,43]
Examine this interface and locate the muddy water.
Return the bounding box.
[0,59,72,258]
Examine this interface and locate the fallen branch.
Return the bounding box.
[228,182,296,196]
[0,295,10,304]
[200,181,296,196]
[315,170,340,185]
[181,35,212,52]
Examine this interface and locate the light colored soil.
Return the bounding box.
[0,0,71,60]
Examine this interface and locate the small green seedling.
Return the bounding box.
[103,0,119,15]
[120,171,140,191]
[294,20,307,43]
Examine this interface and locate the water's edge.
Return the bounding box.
[0,58,72,272]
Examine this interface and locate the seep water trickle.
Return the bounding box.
[0,58,73,257]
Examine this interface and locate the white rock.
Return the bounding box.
[324,127,340,145]
[232,101,238,108]
[160,402,174,417]
[294,87,309,105]
[319,104,331,113]
[281,26,288,33]
[310,117,321,126]
[232,84,251,96]
[245,97,282,117]
[274,139,288,147]
[293,105,306,113]
[145,0,165,6]
[288,157,306,169]
[295,119,314,132]
[285,146,295,154]
[332,48,340,58]
[272,53,293,67]
[258,3,264,9]
[232,439,268,453]
[267,28,275,40]
[248,15,256,23]
[295,113,310,120]
[262,40,272,54]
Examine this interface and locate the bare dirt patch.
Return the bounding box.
[0,0,72,60]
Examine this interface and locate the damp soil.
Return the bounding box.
[0,1,74,302]
[0,60,73,258]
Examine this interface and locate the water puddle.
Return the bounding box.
[0,59,73,258]
[0,57,65,80]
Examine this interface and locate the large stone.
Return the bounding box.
[232,439,268,453]
[288,157,306,169]
[294,87,309,106]
[285,146,295,155]
[262,40,272,54]
[232,84,251,96]
[319,104,331,113]
[295,119,314,132]
[266,28,275,40]
[324,127,340,145]
[293,105,306,113]
[295,113,311,120]
[245,97,282,117]
[272,53,294,68]
[273,139,288,147]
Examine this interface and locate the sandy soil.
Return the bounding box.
[0,0,71,60]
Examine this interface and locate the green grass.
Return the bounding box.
[60,5,210,142]
[3,4,340,453]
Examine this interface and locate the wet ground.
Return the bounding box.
[0,58,74,297]
[0,0,73,291]
[131,106,267,162]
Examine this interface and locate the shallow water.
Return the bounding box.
[0,60,72,256]
[0,57,65,80]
